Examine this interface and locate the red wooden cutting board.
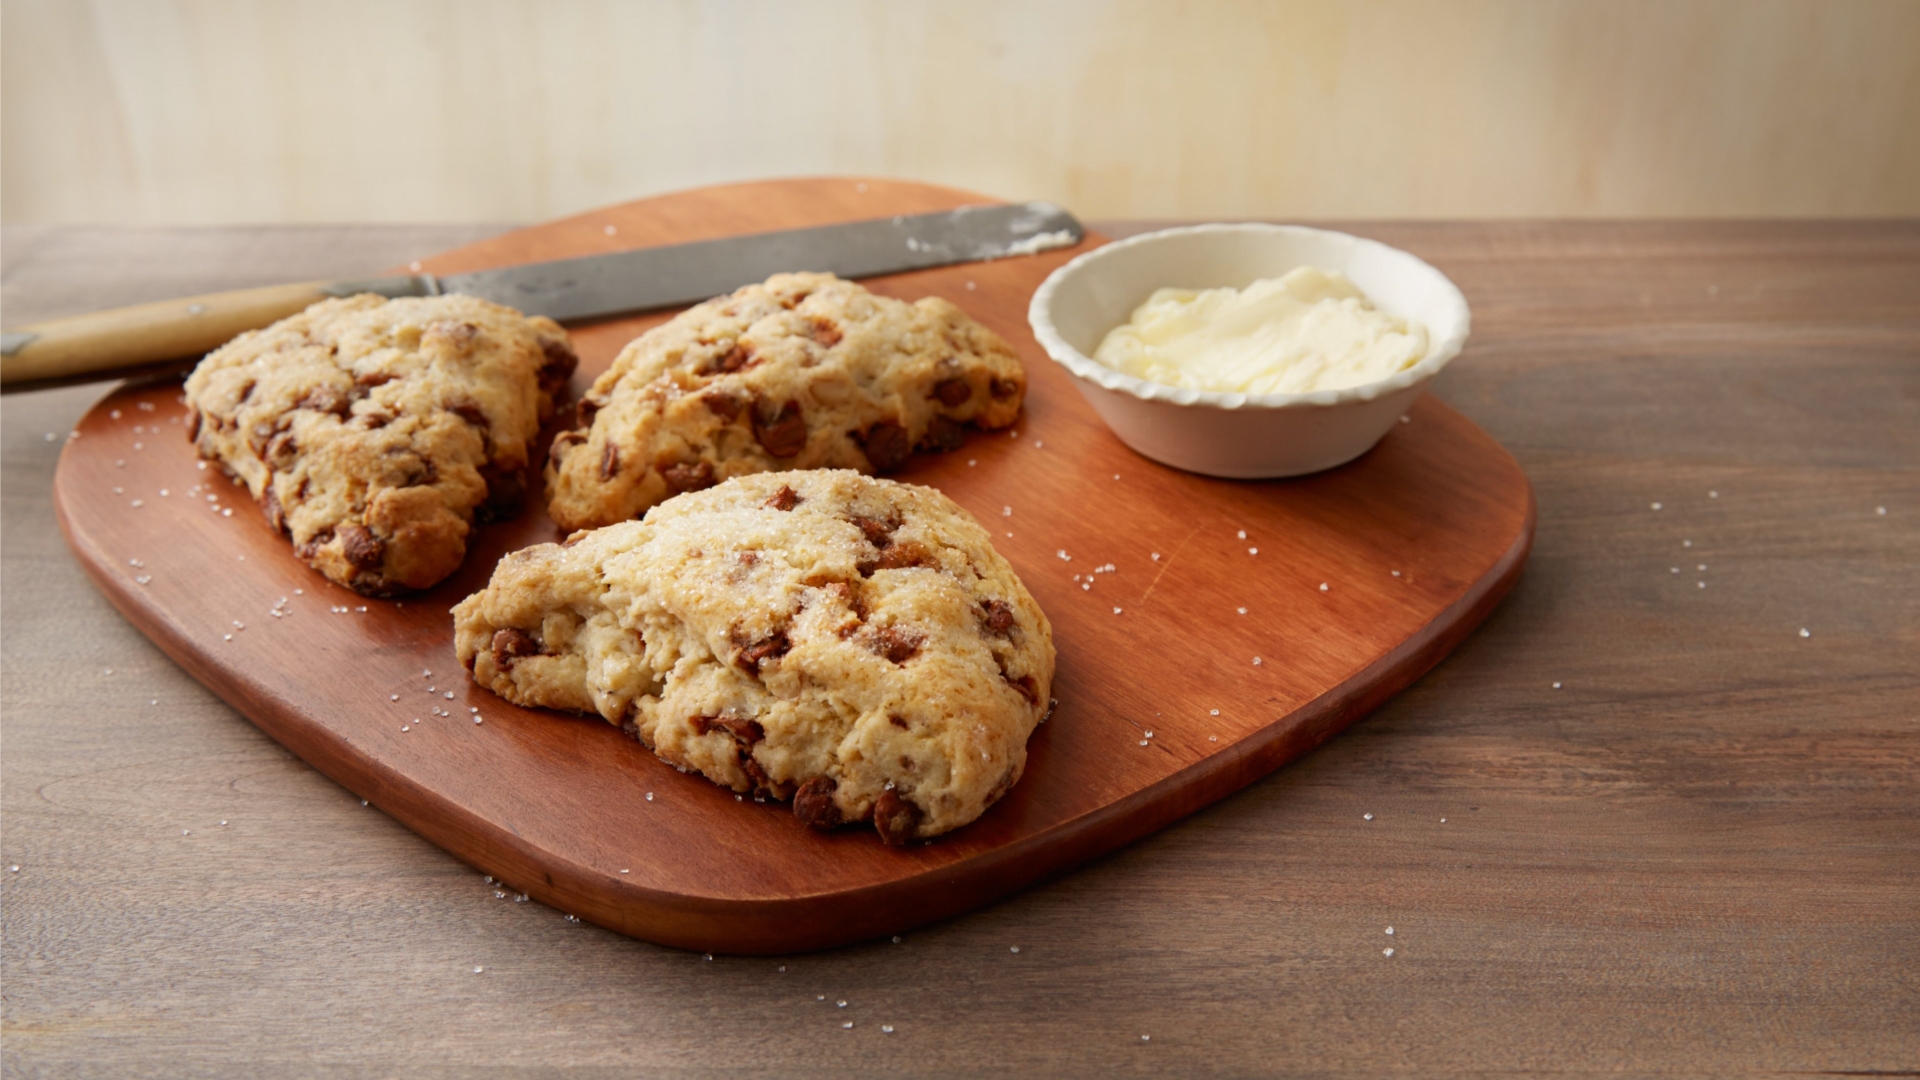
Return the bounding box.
[53,178,1533,953]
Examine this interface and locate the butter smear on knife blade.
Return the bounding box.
[1091,267,1429,394]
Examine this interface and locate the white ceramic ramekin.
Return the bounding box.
[1027,223,1471,478]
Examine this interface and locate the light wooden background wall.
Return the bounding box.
[4,0,1917,225]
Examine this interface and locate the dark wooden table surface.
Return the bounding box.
[3,220,1915,1078]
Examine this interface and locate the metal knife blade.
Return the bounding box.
[0,200,1083,391]
[438,201,1084,321]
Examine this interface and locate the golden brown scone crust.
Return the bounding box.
[544,272,1025,531]
[453,470,1054,844]
[184,293,576,594]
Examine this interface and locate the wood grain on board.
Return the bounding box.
[48,180,1531,953]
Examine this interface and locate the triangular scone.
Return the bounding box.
[544,272,1025,531]
[454,470,1055,845]
[185,294,576,594]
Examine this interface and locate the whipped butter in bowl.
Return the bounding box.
[1092,268,1430,395]
[1028,224,1470,478]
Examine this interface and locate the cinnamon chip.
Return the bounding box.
[265,431,298,466]
[865,625,924,664]
[448,399,489,433]
[702,389,743,421]
[980,599,1016,635]
[297,385,350,417]
[808,317,843,348]
[538,339,578,391]
[754,400,808,458]
[662,461,716,493]
[934,378,972,406]
[862,420,911,471]
[490,627,542,668]
[793,776,842,830]
[692,715,766,745]
[739,753,773,795]
[848,515,895,546]
[295,527,335,559]
[261,488,287,534]
[869,540,935,573]
[873,789,921,846]
[709,343,755,374]
[735,631,791,673]
[339,524,384,569]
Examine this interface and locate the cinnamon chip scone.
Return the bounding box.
[453,470,1054,844]
[185,294,577,594]
[544,272,1025,531]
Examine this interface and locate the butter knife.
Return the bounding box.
[0,201,1083,391]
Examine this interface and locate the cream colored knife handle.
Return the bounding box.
[0,275,438,389]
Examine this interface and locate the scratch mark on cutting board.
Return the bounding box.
[1137,523,1203,609]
